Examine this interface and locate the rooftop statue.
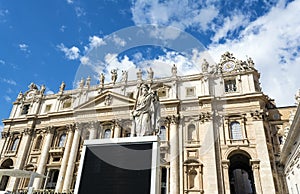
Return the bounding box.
[99,73,105,86]
[111,69,118,84]
[131,83,160,137]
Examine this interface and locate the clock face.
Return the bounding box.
[222,61,235,72]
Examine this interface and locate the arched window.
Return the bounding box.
[11,138,19,151]
[34,136,43,150]
[159,126,166,140]
[103,129,111,139]
[230,121,243,140]
[58,134,66,147]
[187,124,197,141]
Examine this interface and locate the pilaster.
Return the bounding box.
[168,115,180,194]
[7,128,33,191]
[250,159,263,194]
[221,160,230,194]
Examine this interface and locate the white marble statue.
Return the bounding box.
[131,83,160,137]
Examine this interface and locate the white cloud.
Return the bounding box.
[60,25,66,32]
[89,36,106,49]
[0,9,9,23]
[75,7,86,17]
[46,90,54,95]
[0,9,9,17]
[80,56,89,65]
[4,95,11,102]
[208,0,300,106]
[66,0,73,4]
[103,53,138,81]
[1,78,16,85]
[112,34,126,47]
[211,13,250,43]
[19,43,30,53]
[131,0,219,33]
[58,43,80,60]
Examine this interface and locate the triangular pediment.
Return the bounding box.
[76,91,136,110]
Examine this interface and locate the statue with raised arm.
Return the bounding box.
[111,69,118,84]
[131,83,160,137]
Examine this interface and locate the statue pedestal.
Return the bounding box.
[74,136,160,194]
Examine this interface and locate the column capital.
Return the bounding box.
[1,132,9,138]
[112,119,123,128]
[88,121,100,130]
[167,115,180,125]
[66,123,75,132]
[23,128,33,136]
[43,126,55,134]
[221,160,230,169]
[199,112,212,123]
[250,159,260,170]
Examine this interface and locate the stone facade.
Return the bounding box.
[0,52,295,194]
[280,92,300,194]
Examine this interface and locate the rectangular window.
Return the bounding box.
[21,104,30,115]
[158,89,167,98]
[224,79,237,93]
[230,122,243,140]
[45,104,52,113]
[186,87,195,97]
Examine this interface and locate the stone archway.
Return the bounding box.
[0,158,13,191]
[228,153,255,194]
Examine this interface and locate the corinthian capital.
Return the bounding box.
[44,126,55,134]
[23,128,33,136]
[66,123,75,132]
[168,115,180,125]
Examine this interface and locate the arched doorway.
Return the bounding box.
[0,159,13,191]
[229,153,255,194]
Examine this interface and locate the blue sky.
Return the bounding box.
[1,0,300,130]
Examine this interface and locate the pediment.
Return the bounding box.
[76,91,136,110]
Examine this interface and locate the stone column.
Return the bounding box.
[222,160,230,194]
[169,115,179,194]
[33,126,54,189]
[55,124,75,193]
[113,120,121,138]
[7,128,33,191]
[251,160,263,194]
[62,124,81,192]
[166,166,170,194]
[89,121,98,140]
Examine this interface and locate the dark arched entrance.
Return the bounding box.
[229,153,256,194]
[0,159,13,191]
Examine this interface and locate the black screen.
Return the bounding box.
[78,143,153,194]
